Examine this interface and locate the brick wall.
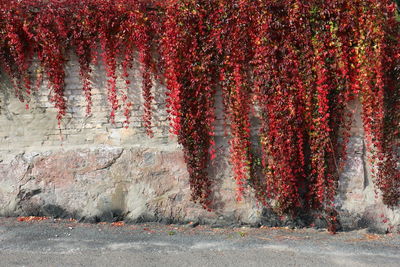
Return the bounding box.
[0,54,172,156]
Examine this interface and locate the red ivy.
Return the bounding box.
[0,0,399,233]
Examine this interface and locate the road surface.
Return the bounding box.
[0,217,399,266]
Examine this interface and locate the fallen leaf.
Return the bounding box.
[111,221,125,227]
[365,234,380,240]
[17,216,48,222]
[256,236,272,241]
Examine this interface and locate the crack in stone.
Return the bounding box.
[92,149,124,172]
[17,153,39,184]
[17,188,42,202]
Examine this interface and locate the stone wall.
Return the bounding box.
[0,54,398,232]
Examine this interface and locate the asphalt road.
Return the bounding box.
[0,217,399,267]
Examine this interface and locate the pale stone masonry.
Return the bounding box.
[0,53,398,232]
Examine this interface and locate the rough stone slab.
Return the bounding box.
[0,147,260,225]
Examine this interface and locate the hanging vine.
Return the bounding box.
[216,0,255,201]
[0,0,399,232]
